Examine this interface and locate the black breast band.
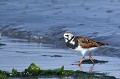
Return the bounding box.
[66,36,78,49]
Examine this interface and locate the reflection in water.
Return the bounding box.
[78,64,95,73]
[10,77,39,79]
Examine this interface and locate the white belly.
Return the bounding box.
[74,46,97,56]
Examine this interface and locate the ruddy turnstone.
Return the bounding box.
[63,32,108,66]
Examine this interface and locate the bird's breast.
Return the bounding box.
[74,46,86,51]
[66,40,78,49]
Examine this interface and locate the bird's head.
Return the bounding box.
[63,32,74,42]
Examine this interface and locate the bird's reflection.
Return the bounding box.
[78,64,95,73]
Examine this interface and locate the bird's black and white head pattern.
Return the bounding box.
[63,32,74,42]
[64,32,78,49]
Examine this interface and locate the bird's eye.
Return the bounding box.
[65,35,69,37]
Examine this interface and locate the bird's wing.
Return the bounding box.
[76,36,106,48]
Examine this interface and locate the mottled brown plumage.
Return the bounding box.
[76,36,108,48]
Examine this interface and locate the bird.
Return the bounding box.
[63,32,108,66]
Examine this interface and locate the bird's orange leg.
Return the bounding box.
[89,64,94,73]
[76,57,85,66]
[89,52,94,63]
[79,66,83,71]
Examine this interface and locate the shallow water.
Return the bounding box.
[0,0,120,78]
[0,0,120,56]
[0,37,120,78]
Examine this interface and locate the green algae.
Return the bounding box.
[56,66,64,75]
[73,71,116,79]
[0,74,8,79]
[28,63,41,76]
[12,68,18,76]
[0,63,116,79]
[0,70,9,79]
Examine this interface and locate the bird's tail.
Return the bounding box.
[96,42,109,46]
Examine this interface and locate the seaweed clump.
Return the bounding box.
[0,63,117,79]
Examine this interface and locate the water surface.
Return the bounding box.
[0,37,120,78]
[0,0,120,78]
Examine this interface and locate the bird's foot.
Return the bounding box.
[76,63,81,66]
[71,63,81,66]
[90,56,94,63]
[72,57,85,66]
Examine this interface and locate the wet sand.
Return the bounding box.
[0,37,120,78]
